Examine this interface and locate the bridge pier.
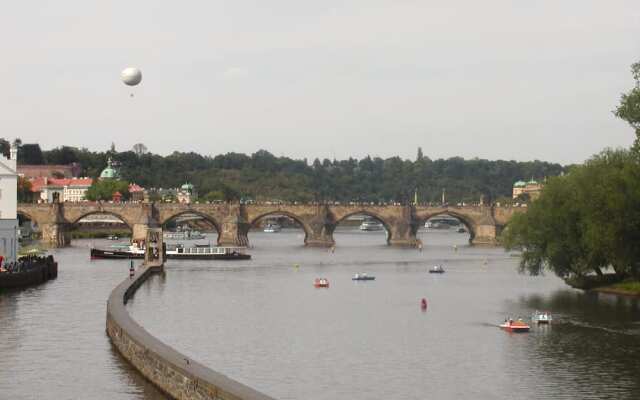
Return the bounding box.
[132,223,149,243]
[387,225,419,247]
[387,206,419,247]
[218,205,250,247]
[41,223,71,248]
[470,224,498,245]
[304,222,335,247]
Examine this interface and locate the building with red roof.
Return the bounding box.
[29,177,93,203]
[128,183,145,202]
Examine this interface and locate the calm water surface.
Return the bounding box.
[1,229,640,399]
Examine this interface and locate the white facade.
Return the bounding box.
[39,185,64,203]
[33,177,92,203]
[63,184,91,202]
[0,143,19,262]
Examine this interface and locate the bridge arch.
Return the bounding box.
[249,211,313,244]
[159,210,221,242]
[333,210,393,244]
[69,211,134,230]
[17,210,39,225]
[418,211,477,242]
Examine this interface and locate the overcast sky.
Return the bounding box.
[2,1,639,164]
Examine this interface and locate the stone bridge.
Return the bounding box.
[17,202,524,248]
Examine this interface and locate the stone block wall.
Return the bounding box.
[106,264,275,400]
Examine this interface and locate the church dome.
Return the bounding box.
[99,158,120,179]
[513,180,526,188]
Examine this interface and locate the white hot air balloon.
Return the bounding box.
[121,67,142,86]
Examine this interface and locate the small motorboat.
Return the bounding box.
[314,278,330,288]
[107,235,120,240]
[531,310,552,324]
[429,265,445,273]
[263,223,282,233]
[352,273,375,281]
[499,319,530,333]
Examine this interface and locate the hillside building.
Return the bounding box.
[513,179,543,200]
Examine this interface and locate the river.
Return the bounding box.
[1,228,639,399]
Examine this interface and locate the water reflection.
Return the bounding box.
[0,242,168,400]
[2,232,639,400]
[127,230,640,400]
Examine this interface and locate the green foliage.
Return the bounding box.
[503,149,640,279]
[18,143,44,164]
[610,281,640,294]
[614,62,640,151]
[202,191,224,202]
[0,138,9,158]
[85,179,130,201]
[24,146,564,204]
[17,177,33,202]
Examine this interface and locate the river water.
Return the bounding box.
[1,228,639,399]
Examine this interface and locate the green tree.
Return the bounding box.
[132,143,148,156]
[0,138,10,158]
[503,149,640,281]
[614,62,640,151]
[18,143,45,164]
[85,179,130,201]
[202,190,225,202]
[17,177,33,202]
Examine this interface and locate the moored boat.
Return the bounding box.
[531,310,552,324]
[359,218,384,231]
[90,243,250,260]
[499,319,530,332]
[429,265,445,273]
[263,223,282,233]
[163,230,206,240]
[314,278,329,288]
[352,273,375,281]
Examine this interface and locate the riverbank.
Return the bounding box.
[564,274,640,297]
[591,281,640,297]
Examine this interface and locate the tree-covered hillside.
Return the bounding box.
[7,141,564,204]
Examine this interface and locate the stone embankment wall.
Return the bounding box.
[106,264,275,400]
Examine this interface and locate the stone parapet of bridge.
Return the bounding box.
[17,202,524,249]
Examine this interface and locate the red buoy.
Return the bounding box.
[421,298,427,310]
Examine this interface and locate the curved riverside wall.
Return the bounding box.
[106,264,276,400]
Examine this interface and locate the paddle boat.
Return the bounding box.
[531,310,552,324]
[314,278,329,288]
[352,273,375,281]
[499,318,530,333]
[429,265,445,273]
